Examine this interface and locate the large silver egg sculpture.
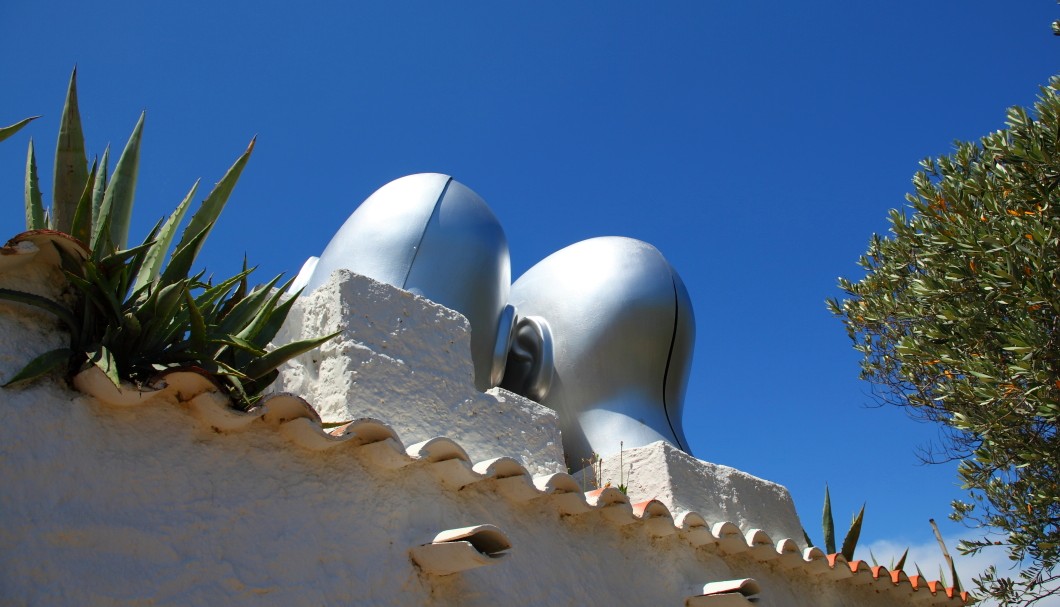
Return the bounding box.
[501,236,695,467]
[301,173,514,391]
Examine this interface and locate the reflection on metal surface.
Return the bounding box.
[501,236,695,467]
[302,173,513,391]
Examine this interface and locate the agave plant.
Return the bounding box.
[802,484,865,560]
[0,69,334,409]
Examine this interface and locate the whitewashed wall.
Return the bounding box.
[0,263,966,606]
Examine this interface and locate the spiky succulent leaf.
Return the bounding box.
[840,503,865,561]
[91,146,109,227]
[104,221,161,301]
[243,281,300,349]
[194,267,254,317]
[53,67,89,234]
[95,111,144,251]
[69,158,97,244]
[0,115,39,143]
[234,277,295,346]
[136,281,188,353]
[3,348,72,386]
[185,291,207,356]
[0,288,79,336]
[211,334,266,357]
[895,547,909,571]
[216,256,250,320]
[240,369,280,404]
[172,138,254,259]
[241,332,339,380]
[79,261,124,321]
[216,274,283,337]
[24,139,45,229]
[158,223,211,289]
[133,179,198,294]
[88,344,121,388]
[823,485,836,555]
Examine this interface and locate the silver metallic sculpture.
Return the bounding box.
[501,237,695,468]
[294,173,695,466]
[299,173,515,391]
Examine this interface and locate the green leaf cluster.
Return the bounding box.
[830,77,1060,605]
[0,70,334,408]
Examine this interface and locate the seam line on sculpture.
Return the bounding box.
[661,274,686,452]
[401,176,452,289]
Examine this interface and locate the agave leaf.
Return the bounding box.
[105,220,161,299]
[223,372,248,406]
[949,555,962,593]
[185,291,207,356]
[894,547,909,571]
[172,138,255,261]
[195,267,254,315]
[204,357,250,379]
[2,348,72,386]
[0,288,78,334]
[217,256,250,320]
[840,503,865,561]
[80,262,124,321]
[69,158,98,244]
[91,211,113,259]
[119,311,142,343]
[240,369,279,404]
[88,344,121,388]
[133,180,199,294]
[91,145,109,228]
[158,222,212,289]
[823,485,836,555]
[210,334,267,357]
[137,281,188,352]
[802,528,814,548]
[241,332,339,380]
[53,67,89,234]
[95,111,144,250]
[24,139,46,230]
[242,280,299,349]
[0,115,39,144]
[235,276,295,345]
[217,275,283,337]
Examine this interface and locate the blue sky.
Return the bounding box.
[2,0,1057,588]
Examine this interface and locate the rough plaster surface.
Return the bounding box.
[583,441,806,547]
[272,270,565,477]
[3,378,911,607]
[0,256,73,386]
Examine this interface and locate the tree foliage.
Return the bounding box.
[829,78,1060,605]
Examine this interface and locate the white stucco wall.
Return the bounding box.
[273,270,565,477]
[583,441,806,547]
[0,261,966,606]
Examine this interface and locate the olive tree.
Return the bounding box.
[829,78,1060,605]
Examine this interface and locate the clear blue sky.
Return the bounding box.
[2,0,1057,584]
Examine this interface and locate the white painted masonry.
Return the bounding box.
[0,265,967,606]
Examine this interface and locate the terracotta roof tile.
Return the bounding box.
[409,524,512,576]
[633,499,677,537]
[712,521,749,554]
